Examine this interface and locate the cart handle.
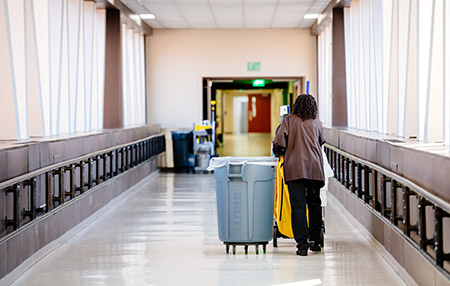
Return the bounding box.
[226,162,247,179]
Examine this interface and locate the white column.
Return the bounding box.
[417,0,434,141]
[382,0,393,134]
[67,0,82,133]
[27,0,43,137]
[445,0,450,145]
[96,8,106,130]
[32,0,50,137]
[0,1,17,139]
[427,0,444,143]
[397,0,411,137]
[84,1,95,131]
[5,0,28,140]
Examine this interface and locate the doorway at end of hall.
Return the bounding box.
[205,78,303,157]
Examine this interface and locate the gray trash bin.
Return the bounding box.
[209,157,277,254]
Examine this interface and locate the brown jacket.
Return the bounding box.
[272,115,325,183]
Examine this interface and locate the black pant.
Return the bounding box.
[287,179,323,251]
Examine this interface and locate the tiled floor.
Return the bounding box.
[8,172,410,286]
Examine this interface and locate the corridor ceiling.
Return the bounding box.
[122,0,330,29]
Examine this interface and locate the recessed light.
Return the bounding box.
[304,13,319,19]
[139,14,155,20]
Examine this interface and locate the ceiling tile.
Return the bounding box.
[244,0,277,28]
[135,0,325,29]
[209,0,244,28]
[175,0,216,28]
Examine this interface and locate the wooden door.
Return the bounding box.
[247,94,271,133]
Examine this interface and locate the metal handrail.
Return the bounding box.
[1,133,166,240]
[0,133,164,190]
[325,144,450,213]
[324,143,450,276]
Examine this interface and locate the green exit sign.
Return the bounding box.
[247,62,260,71]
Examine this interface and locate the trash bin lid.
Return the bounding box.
[171,129,191,134]
[207,156,277,171]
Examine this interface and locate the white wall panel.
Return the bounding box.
[26,0,43,137]
[387,0,398,135]
[121,23,129,126]
[139,34,146,124]
[397,0,411,137]
[59,0,70,134]
[404,0,417,138]
[48,0,64,135]
[360,0,370,130]
[329,0,448,143]
[381,0,393,134]
[318,23,332,126]
[427,0,443,143]
[76,8,85,133]
[32,0,50,137]
[445,0,450,145]
[368,0,378,131]
[352,1,362,129]
[0,1,17,140]
[96,8,106,130]
[84,1,95,131]
[90,8,99,131]
[372,0,383,133]
[6,0,28,139]
[326,25,332,125]
[344,7,355,128]
[67,0,81,133]
[417,0,434,141]
[1,2,106,140]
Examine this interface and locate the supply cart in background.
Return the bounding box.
[193,121,214,173]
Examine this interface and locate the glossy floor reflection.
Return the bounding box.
[10,173,409,286]
[217,133,272,157]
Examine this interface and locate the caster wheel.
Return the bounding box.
[273,227,278,248]
[244,245,248,254]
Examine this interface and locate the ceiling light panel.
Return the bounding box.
[244,0,278,28]
[142,1,188,28]
[209,0,243,28]
[174,0,216,28]
[299,19,315,28]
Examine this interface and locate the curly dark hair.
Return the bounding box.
[292,94,318,120]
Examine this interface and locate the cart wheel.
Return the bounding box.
[226,244,230,254]
[263,244,267,254]
[320,222,325,247]
[232,245,236,255]
[255,244,259,255]
[244,245,248,254]
[273,226,278,248]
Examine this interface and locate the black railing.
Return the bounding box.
[1,134,165,240]
[324,144,450,277]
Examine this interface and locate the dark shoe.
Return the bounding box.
[296,249,308,256]
[309,241,321,252]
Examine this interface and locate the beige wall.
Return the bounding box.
[146,29,317,129]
